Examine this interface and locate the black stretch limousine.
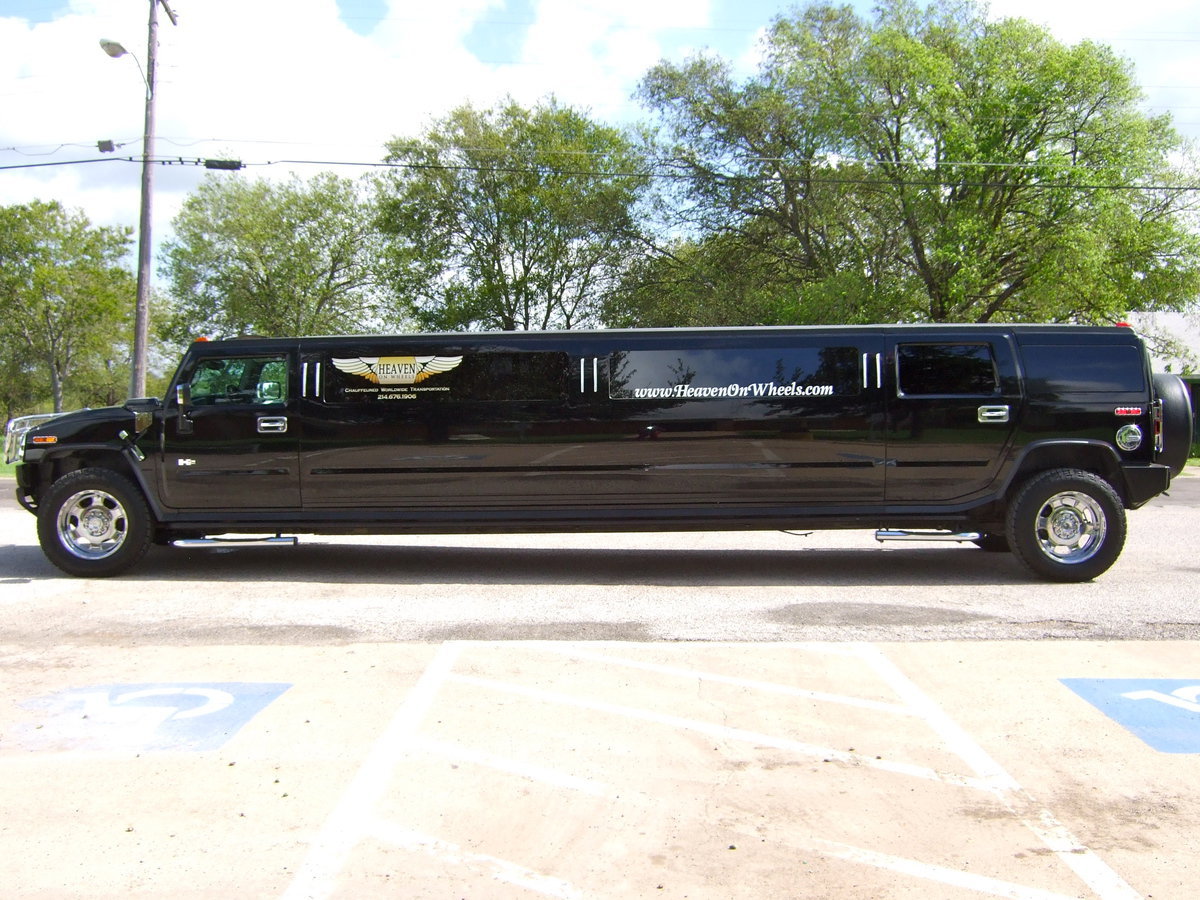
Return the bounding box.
[4,325,1193,580]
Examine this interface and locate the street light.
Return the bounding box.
[99,0,176,400]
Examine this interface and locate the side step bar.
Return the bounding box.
[875,529,981,543]
[173,535,299,548]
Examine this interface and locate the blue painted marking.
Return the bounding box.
[1062,679,1200,754]
[19,682,290,752]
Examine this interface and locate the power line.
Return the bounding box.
[5,152,1195,194]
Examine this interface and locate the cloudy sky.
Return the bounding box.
[2,0,1199,254]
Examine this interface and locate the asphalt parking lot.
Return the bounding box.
[1,475,1198,898]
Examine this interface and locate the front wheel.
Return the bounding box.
[1006,469,1125,582]
[36,468,152,577]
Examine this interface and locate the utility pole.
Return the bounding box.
[129,0,177,399]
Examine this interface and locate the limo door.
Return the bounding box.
[159,352,301,509]
[573,338,887,506]
[884,336,1020,501]
[298,347,582,507]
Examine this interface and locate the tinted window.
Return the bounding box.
[1021,345,1146,394]
[189,356,288,405]
[609,347,860,400]
[897,344,998,396]
[324,351,568,403]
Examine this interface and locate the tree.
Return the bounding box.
[631,0,1200,326]
[162,172,388,340]
[376,98,649,331]
[0,349,40,423]
[0,201,134,412]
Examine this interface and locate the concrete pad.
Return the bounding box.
[3,640,1197,898]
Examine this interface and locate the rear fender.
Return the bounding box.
[1005,441,1127,503]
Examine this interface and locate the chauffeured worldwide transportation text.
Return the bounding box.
[4,324,1193,581]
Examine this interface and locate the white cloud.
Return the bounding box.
[2,0,1195,316]
[1,0,723,232]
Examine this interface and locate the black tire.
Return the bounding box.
[36,468,153,577]
[1006,468,1125,582]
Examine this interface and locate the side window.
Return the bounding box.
[608,347,861,400]
[1021,345,1147,394]
[897,344,998,396]
[189,356,288,405]
[324,351,569,403]
[453,353,569,401]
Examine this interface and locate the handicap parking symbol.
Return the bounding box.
[1062,679,1200,754]
[17,682,290,752]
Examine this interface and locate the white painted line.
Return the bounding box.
[447,672,995,790]
[281,642,462,900]
[367,820,583,900]
[855,644,1142,900]
[529,445,586,466]
[751,440,784,462]
[412,735,611,797]
[805,838,1082,900]
[854,644,1019,789]
[532,644,916,716]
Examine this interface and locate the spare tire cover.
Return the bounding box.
[1153,372,1194,477]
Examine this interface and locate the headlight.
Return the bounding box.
[4,414,64,464]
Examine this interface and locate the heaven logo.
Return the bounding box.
[332,355,463,385]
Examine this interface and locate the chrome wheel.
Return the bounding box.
[1033,490,1107,565]
[56,489,129,560]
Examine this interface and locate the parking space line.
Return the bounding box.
[532,643,917,716]
[857,644,1141,900]
[412,735,611,797]
[448,672,993,790]
[282,642,463,900]
[283,643,587,900]
[856,644,1019,788]
[283,641,1145,899]
[801,838,1082,900]
[366,820,583,900]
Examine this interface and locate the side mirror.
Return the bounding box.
[257,381,283,402]
[124,396,162,436]
[175,383,193,434]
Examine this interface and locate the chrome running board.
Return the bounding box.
[173,535,299,548]
[874,529,982,543]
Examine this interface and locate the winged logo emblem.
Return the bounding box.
[331,355,463,385]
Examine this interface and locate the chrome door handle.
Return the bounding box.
[257,416,288,433]
[977,405,1010,423]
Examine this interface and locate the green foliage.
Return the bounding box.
[626,0,1200,327]
[0,201,134,413]
[376,98,649,331]
[13,0,1200,380]
[162,172,390,340]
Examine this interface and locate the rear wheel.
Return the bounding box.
[1006,468,1125,582]
[37,468,152,577]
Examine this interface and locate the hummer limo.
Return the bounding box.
[4,324,1193,581]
